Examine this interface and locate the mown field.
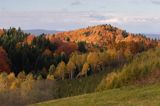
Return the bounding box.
[32,84,160,106]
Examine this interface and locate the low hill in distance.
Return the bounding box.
[144,33,160,39]
[23,29,61,35]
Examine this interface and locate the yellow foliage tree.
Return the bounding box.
[54,61,66,80]
[78,62,90,78]
[47,74,55,80]
[26,73,34,80]
[7,72,16,88]
[17,71,26,82]
[0,72,8,91]
[87,52,100,72]
[49,64,56,75]
[20,73,35,96]
[67,60,76,79]
[10,79,20,90]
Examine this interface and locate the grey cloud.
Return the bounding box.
[71,1,82,6]
[88,14,115,21]
[151,0,160,5]
[128,17,160,23]
[89,14,106,20]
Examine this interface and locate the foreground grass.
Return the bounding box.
[31,84,160,106]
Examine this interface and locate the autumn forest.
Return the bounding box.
[0,24,160,106]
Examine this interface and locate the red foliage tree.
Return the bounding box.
[0,47,11,73]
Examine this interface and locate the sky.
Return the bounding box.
[0,0,160,33]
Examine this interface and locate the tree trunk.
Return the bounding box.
[71,71,73,79]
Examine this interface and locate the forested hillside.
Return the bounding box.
[0,25,159,106]
[0,25,158,79]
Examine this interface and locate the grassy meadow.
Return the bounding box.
[32,84,160,106]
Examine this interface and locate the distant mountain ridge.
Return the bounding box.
[143,34,160,39]
[23,29,61,35]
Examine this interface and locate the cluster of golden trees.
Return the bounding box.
[0,72,35,92]
[0,71,57,106]
[49,49,131,80]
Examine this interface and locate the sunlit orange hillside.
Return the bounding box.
[56,24,157,49]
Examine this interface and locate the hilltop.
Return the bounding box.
[55,25,156,49]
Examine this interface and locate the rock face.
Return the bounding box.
[0,47,11,73]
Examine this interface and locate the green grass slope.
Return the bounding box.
[31,84,160,106]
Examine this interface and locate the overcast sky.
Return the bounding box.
[0,0,160,33]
